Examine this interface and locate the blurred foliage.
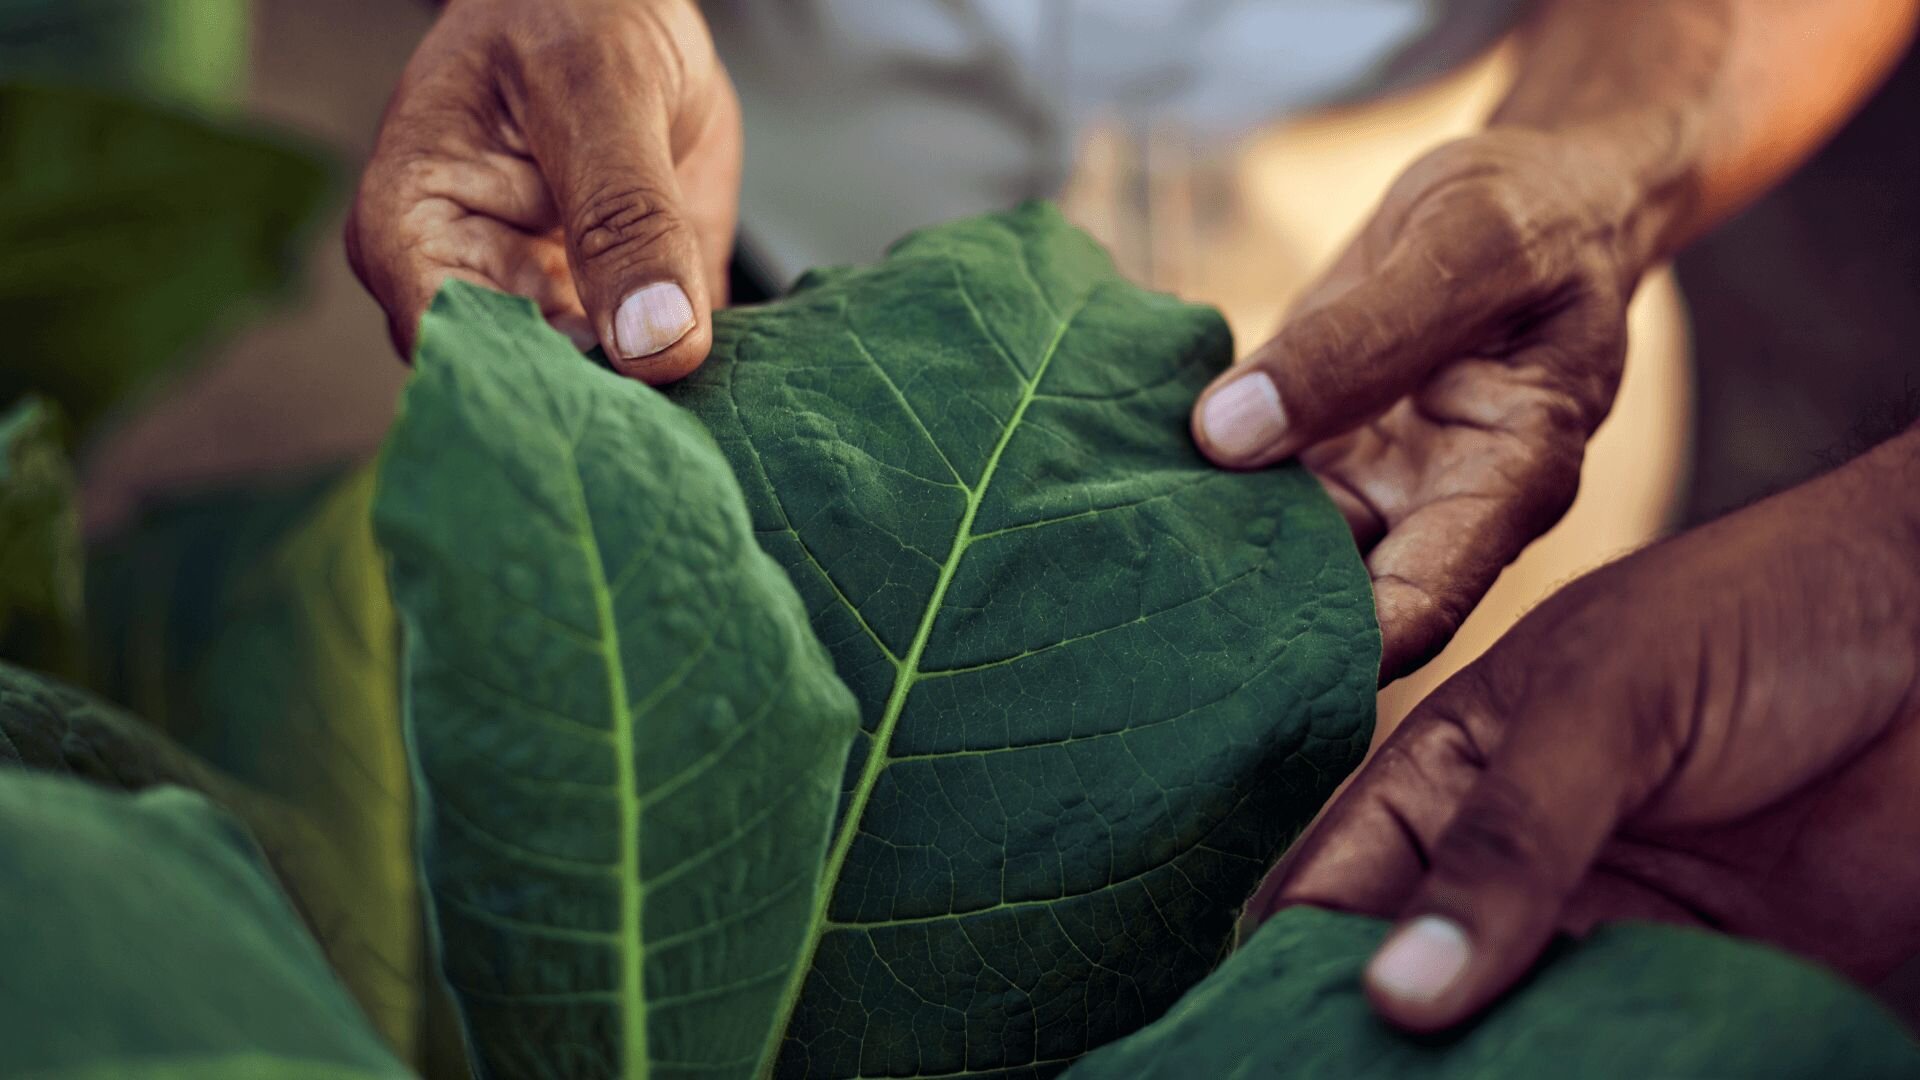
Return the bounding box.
[0,396,83,677]
[87,466,428,1065]
[0,82,333,439]
[0,0,249,109]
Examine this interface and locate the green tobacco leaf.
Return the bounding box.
[0,769,412,1079]
[672,202,1379,1077]
[0,82,331,434]
[375,283,861,1080]
[0,395,83,676]
[1064,906,1920,1078]
[86,469,425,1064]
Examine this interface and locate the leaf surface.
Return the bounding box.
[375,283,861,1080]
[673,203,1379,1077]
[0,395,83,676]
[0,767,411,1079]
[1063,906,1920,1078]
[0,82,331,434]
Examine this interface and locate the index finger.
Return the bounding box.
[1244,705,1484,930]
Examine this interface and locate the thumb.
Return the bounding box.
[516,48,714,383]
[1362,693,1642,1032]
[1191,231,1498,467]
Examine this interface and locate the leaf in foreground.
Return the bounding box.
[376,283,861,1079]
[0,82,332,434]
[673,202,1379,1077]
[0,395,83,676]
[1063,906,1920,1079]
[0,769,411,1079]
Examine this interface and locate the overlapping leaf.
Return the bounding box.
[674,202,1379,1078]
[1064,906,1920,1078]
[0,766,410,1079]
[376,283,860,1080]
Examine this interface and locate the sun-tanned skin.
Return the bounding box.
[1253,422,1920,1032]
[1192,0,1920,680]
[348,0,739,381]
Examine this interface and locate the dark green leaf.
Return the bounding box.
[0,767,412,1079]
[674,202,1378,1077]
[0,82,332,434]
[375,282,862,1080]
[0,395,83,676]
[85,469,427,1062]
[1064,906,1920,1078]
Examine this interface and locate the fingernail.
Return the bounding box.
[613,282,694,359]
[1368,916,1470,1004]
[1200,371,1287,461]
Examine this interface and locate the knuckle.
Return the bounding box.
[1434,775,1554,884]
[569,183,678,265]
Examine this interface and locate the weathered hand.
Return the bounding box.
[1247,428,1920,1032]
[348,0,739,381]
[1192,129,1676,677]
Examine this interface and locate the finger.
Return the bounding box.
[1363,685,1640,1033]
[510,31,717,382]
[1245,686,1490,929]
[1324,363,1590,679]
[1191,225,1519,468]
[349,198,578,357]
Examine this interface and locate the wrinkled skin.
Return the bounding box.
[1191,128,1657,680]
[1251,427,1920,1033]
[347,0,739,381]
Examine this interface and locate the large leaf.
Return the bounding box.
[0,395,83,676]
[375,283,862,1080]
[0,82,331,434]
[0,768,412,1079]
[1064,906,1920,1078]
[386,202,1377,1080]
[673,202,1379,1076]
[86,469,426,1064]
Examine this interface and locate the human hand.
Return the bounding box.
[1191,128,1681,678]
[347,0,739,381]
[1248,427,1920,1032]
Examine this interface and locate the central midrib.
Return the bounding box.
[559,444,646,1077]
[756,292,1091,1077]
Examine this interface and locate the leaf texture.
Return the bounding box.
[1063,906,1920,1078]
[375,283,861,1080]
[671,202,1380,1078]
[0,767,411,1079]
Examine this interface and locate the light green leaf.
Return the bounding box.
[673,202,1378,1077]
[375,283,861,1080]
[86,469,427,1065]
[0,767,412,1079]
[0,82,331,434]
[0,395,83,676]
[1064,906,1920,1078]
